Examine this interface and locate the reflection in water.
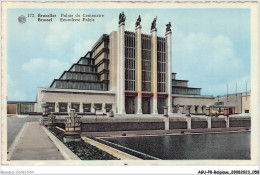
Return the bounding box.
[105,132,250,160]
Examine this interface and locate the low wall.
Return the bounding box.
[211,118,226,128]
[169,117,187,129]
[51,115,251,132]
[230,117,251,127]
[81,122,164,132]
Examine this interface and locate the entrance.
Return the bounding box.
[125,96,135,114]
[142,97,151,114]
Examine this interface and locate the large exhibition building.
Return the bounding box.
[13,12,247,116]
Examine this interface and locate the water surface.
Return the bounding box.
[105,132,250,159]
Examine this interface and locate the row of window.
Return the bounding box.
[62,72,99,81]
[157,38,166,52]
[125,31,136,48]
[54,81,104,90]
[46,102,113,113]
[172,81,188,87]
[141,34,151,49]
[125,33,136,91]
[71,65,97,73]
[172,87,201,95]
[79,59,94,65]
[17,103,35,114]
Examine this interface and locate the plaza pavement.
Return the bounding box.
[8,122,64,160]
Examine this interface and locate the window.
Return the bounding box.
[83,104,91,112]
[71,103,80,112]
[105,104,112,112]
[141,34,151,92]
[94,103,102,110]
[59,103,67,112]
[46,103,55,113]
[157,37,166,92]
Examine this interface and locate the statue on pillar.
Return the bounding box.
[135,15,141,27]
[166,22,172,32]
[151,16,157,30]
[119,12,126,24]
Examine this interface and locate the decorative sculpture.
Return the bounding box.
[151,16,157,30]
[119,12,126,24]
[135,15,141,27]
[64,109,81,142]
[166,22,172,32]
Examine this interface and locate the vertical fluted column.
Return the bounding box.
[151,28,158,114]
[136,25,142,114]
[117,22,126,114]
[165,30,172,114]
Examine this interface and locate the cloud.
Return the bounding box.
[73,39,96,61]
[22,58,70,79]
[172,27,249,96]
[106,17,118,33]
[45,23,72,46]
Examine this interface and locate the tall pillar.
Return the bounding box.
[136,25,142,114]
[151,28,158,114]
[79,102,83,113]
[117,22,126,114]
[165,30,172,114]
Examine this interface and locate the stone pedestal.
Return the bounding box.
[226,116,230,128]
[207,117,211,129]
[164,116,169,130]
[186,117,191,129]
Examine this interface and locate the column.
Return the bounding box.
[91,103,95,113]
[67,102,71,113]
[151,28,158,114]
[102,103,106,113]
[117,22,126,114]
[186,105,191,116]
[165,30,172,114]
[79,102,83,113]
[55,102,59,112]
[136,25,142,114]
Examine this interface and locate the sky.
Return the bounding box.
[7,8,250,101]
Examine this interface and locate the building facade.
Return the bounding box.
[33,12,250,116]
[36,13,173,115]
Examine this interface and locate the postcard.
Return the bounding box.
[1,1,259,174]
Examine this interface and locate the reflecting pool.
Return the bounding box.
[104,132,250,159]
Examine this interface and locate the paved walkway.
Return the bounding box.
[10,122,64,160]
